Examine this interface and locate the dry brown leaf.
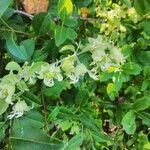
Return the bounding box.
[22,0,49,15]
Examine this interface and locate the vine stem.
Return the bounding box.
[0,28,31,36]
[13,10,105,23]
[0,18,14,31]
[0,18,31,36]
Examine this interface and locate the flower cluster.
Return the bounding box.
[37,62,63,87]
[86,36,125,71]
[0,35,126,119]
[61,54,98,83]
[95,2,139,36]
[7,100,31,119]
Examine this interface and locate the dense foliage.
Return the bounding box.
[0,0,150,149]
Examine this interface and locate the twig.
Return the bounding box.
[72,16,96,21]
[13,9,105,23]
[0,28,31,36]
[13,10,33,19]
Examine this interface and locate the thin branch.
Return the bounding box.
[0,18,14,31]
[73,16,96,21]
[13,10,33,19]
[13,10,105,23]
[0,28,31,36]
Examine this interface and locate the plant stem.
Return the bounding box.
[13,10,105,23]
[0,27,31,36]
[14,10,33,19]
[0,18,14,31]
[41,86,49,132]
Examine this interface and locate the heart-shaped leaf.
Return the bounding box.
[54,25,77,46]
[4,32,35,62]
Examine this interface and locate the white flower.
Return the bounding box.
[61,56,75,73]
[37,63,63,87]
[0,84,15,105]
[87,67,98,80]
[92,49,106,62]
[107,10,117,20]
[28,77,37,85]
[68,73,80,84]
[100,56,114,71]
[7,100,31,119]
[43,78,54,87]
[111,47,125,64]
[74,63,87,76]
[67,63,87,83]
[67,63,99,83]
[50,63,63,81]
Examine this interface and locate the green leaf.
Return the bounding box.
[99,71,113,82]
[1,7,14,20]
[17,80,28,92]
[107,83,116,101]
[143,20,150,37]
[59,45,75,53]
[92,132,113,144]
[144,143,150,150]
[22,91,41,108]
[123,62,142,75]
[134,0,145,15]
[141,80,149,91]
[0,122,6,142]
[43,80,70,99]
[32,50,48,62]
[10,111,64,150]
[48,106,60,121]
[121,0,132,7]
[0,100,8,115]
[0,0,12,18]
[80,113,100,133]
[144,66,150,77]
[136,51,150,65]
[32,12,51,36]
[5,61,21,71]
[65,134,83,150]
[121,111,136,134]
[75,88,89,106]
[138,112,150,126]
[63,17,78,27]
[54,25,77,46]
[134,0,150,15]
[132,96,150,111]
[30,61,47,74]
[59,120,72,131]
[4,32,34,62]
[20,39,35,58]
[58,0,73,15]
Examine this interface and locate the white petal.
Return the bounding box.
[68,73,79,84]
[56,74,63,81]
[28,77,36,85]
[88,71,98,80]
[44,78,54,87]
[7,112,16,119]
[15,112,23,118]
[5,95,13,105]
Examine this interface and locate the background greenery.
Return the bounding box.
[0,0,150,149]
